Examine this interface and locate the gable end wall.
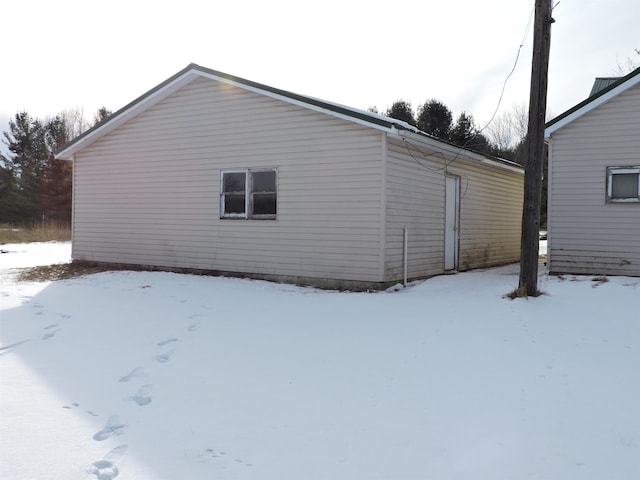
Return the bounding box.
[72,77,385,286]
[548,82,640,276]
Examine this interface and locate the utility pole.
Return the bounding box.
[517,0,554,297]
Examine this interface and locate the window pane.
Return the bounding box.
[224,193,246,214]
[253,193,276,215]
[252,170,276,193]
[611,173,639,199]
[223,172,246,193]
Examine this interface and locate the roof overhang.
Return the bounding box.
[389,129,524,175]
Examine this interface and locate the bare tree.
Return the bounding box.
[57,107,88,140]
[613,48,640,75]
[485,102,529,153]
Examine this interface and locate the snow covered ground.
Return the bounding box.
[1,241,638,480]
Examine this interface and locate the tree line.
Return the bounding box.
[374,99,528,165]
[0,108,111,226]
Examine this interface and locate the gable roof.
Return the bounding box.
[56,63,419,160]
[56,63,521,172]
[545,66,640,137]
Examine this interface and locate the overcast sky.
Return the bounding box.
[1,0,638,153]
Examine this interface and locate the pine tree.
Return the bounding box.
[2,112,48,223]
[385,100,417,126]
[416,99,453,140]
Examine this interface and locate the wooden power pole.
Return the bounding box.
[518,0,554,297]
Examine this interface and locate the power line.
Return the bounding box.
[401,5,536,173]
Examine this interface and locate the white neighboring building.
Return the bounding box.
[545,67,640,277]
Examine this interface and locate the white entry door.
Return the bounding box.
[444,176,460,270]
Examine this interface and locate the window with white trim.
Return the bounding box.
[220,169,277,219]
[606,166,640,203]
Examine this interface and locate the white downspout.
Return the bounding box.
[403,227,408,287]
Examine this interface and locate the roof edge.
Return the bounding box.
[392,130,524,175]
[545,66,640,137]
[56,64,202,159]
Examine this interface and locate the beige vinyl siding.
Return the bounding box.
[384,138,445,281]
[548,83,640,276]
[446,160,523,270]
[72,76,384,285]
[383,137,522,282]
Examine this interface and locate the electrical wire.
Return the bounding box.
[402,5,535,175]
[476,5,535,136]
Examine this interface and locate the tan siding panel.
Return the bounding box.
[548,83,640,276]
[72,77,384,283]
[383,139,445,281]
[446,161,523,270]
[383,138,523,281]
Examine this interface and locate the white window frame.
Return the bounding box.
[606,166,640,203]
[220,168,277,219]
[220,169,248,218]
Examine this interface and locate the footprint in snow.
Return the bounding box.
[41,324,61,340]
[153,350,174,363]
[118,367,145,383]
[93,416,128,441]
[86,444,128,480]
[157,338,178,347]
[128,384,153,406]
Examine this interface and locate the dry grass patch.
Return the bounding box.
[506,285,545,299]
[17,261,159,282]
[17,263,114,282]
[0,224,71,243]
[591,276,609,288]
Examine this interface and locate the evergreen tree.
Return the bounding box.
[385,100,416,126]
[0,160,22,224]
[449,112,492,155]
[41,115,73,225]
[93,106,112,126]
[1,111,78,226]
[416,99,453,140]
[1,112,48,223]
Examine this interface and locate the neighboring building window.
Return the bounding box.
[606,166,640,203]
[220,169,277,219]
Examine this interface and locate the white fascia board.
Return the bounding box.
[193,70,396,134]
[56,71,202,160]
[545,73,640,138]
[390,129,524,175]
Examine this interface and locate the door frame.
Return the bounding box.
[444,175,460,270]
